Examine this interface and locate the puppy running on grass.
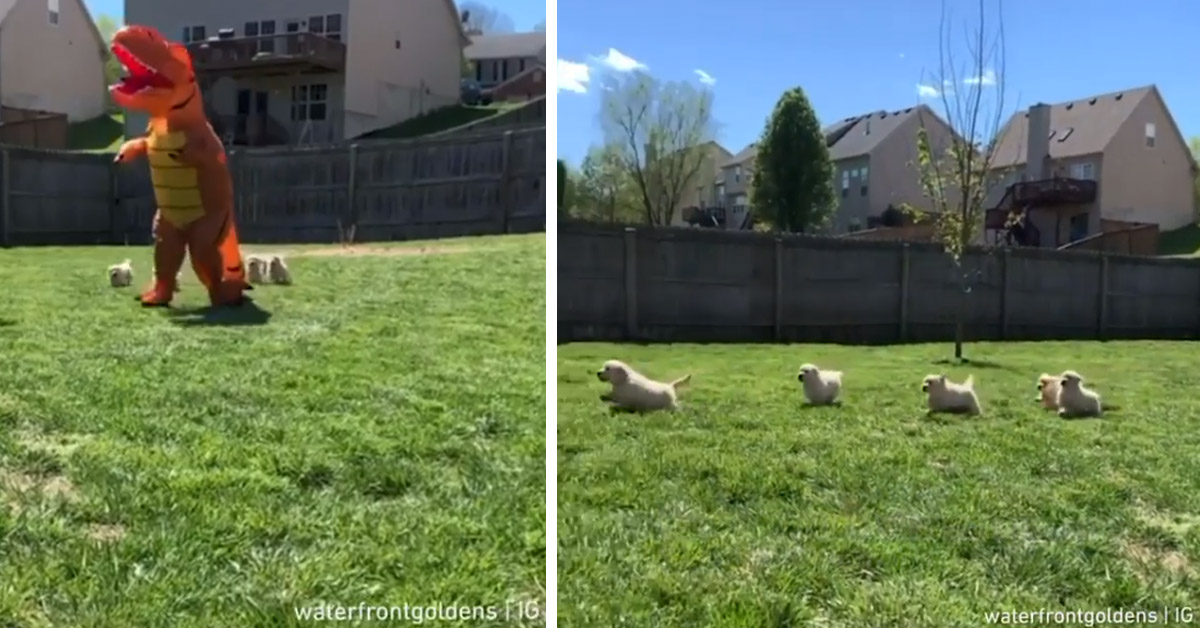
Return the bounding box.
[596,359,691,412]
[797,363,842,405]
[1056,370,1102,418]
[246,254,269,284]
[921,374,981,415]
[267,255,292,285]
[1036,373,1061,410]
[107,259,133,287]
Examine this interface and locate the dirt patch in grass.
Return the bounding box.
[1122,540,1192,579]
[86,523,127,544]
[2,470,80,513]
[279,245,475,259]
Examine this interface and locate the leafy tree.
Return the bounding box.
[570,144,640,223]
[1190,136,1199,219]
[95,15,122,85]
[906,0,1011,361]
[750,87,836,233]
[557,159,567,212]
[458,1,515,33]
[598,71,716,225]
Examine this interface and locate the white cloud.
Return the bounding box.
[593,48,647,72]
[557,59,591,94]
[694,69,717,86]
[964,69,997,86]
[898,52,906,59]
[916,84,940,99]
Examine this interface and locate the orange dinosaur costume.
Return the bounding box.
[110,25,250,307]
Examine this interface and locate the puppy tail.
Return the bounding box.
[670,374,692,389]
[964,374,975,388]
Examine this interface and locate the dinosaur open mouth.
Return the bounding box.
[111,43,174,95]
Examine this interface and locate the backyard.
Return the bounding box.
[0,234,545,625]
[558,341,1200,626]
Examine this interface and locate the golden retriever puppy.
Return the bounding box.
[921,374,981,415]
[107,259,133,287]
[268,255,292,285]
[797,363,842,405]
[596,359,691,412]
[1056,370,1102,418]
[246,255,269,284]
[1036,373,1060,409]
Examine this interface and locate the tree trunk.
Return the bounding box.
[954,273,965,360]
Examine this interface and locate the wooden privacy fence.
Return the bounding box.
[558,221,1200,344]
[0,126,545,246]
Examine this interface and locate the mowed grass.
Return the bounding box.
[558,341,1200,626]
[0,234,545,626]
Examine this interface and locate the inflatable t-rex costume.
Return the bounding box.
[110,25,250,307]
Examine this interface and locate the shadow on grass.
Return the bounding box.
[931,357,1020,372]
[0,318,15,328]
[165,299,271,327]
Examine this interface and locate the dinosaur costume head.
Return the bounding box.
[109,25,199,117]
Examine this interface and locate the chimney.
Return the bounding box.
[1025,103,1051,181]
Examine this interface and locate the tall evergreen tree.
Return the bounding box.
[750,87,836,233]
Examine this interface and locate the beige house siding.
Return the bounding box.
[671,142,732,226]
[1097,93,1195,231]
[343,0,462,139]
[0,0,105,121]
[475,56,541,88]
[124,0,462,142]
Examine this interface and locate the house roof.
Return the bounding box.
[990,86,1164,167]
[465,32,545,60]
[720,143,757,168]
[823,105,940,161]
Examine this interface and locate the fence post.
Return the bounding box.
[499,130,515,234]
[110,158,122,244]
[346,143,359,241]
[0,149,9,247]
[623,227,638,339]
[898,243,910,341]
[773,237,784,342]
[1098,254,1110,339]
[1000,248,1010,339]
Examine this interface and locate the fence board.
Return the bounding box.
[558,221,1200,344]
[0,127,545,246]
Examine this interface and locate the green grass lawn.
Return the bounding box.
[357,103,522,140]
[66,112,124,152]
[0,234,545,625]
[1158,223,1200,256]
[558,341,1200,626]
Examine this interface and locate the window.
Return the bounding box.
[290,84,328,121]
[259,21,276,53]
[841,170,849,197]
[734,165,742,183]
[519,58,526,73]
[1069,213,1089,242]
[48,0,58,25]
[1069,162,1095,181]
[182,25,206,43]
[308,14,343,41]
[860,165,869,196]
[1145,122,1156,148]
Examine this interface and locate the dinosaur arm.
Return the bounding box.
[114,137,148,163]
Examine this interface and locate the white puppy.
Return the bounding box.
[268,255,292,285]
[596,359,691,412]
[107,259,133,287]
[1036,373,1060,410]
[922,374,981,415]
[797,363,842,405]
[1056,370,1102,418]
[246,255,269,284]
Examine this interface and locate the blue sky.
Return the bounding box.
[81,0,545,32]
[557,0,1199,166]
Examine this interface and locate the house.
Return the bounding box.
[985,85,1198,249]
[122,0,469,146]
[670,141,734,228]
[699,104,958,233]
[490,63,545,102]
[822,104,959,233]
[0,0,107,122]
[464,31,545,91]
